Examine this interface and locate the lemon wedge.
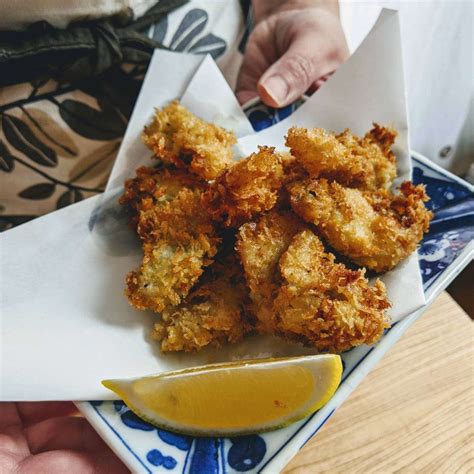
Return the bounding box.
[102,354,342,436]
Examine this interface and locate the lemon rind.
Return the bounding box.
[102,355,343,437]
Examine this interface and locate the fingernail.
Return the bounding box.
[260,76,288,106]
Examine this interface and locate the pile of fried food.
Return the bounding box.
[120,101,433,354]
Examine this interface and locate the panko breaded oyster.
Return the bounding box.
[280,152,308,185]
[119,165,201,229]
[120,106,429,356]
[288,178,433,272]
[275,230,391,353]
[151,254,253,352]
[286,124,397,190]
[120,166,220,313]
[142,101,236,181]
[236,209,305,332]
[204,146,287,228]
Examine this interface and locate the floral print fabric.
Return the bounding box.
[0,0,245,231]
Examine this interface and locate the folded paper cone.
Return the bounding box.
[0,9,425,401]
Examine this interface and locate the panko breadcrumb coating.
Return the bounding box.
[119,165,202,229]
[281,152,308,185]
[142,101,236,181]
[275,230,391,352]
[204,146,286,228]
[236,210,305,332]
[286,124,397,190]
[120,103,430,355]
[151,255,252,352]
[288,178,432,272]
[121,166,220,313]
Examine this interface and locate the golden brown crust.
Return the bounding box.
[126,239,216,312]
[120,166,219,313]
[142,101,236,181]
[119,166,205,230]
[151,255,252,352]
[288,178,433,272]
[367,123,397,157]
[203,146,286,228]
[120,110,428,354]
[235,210,305,332]
[285,124,397,190]
[274,230,391,352]
[280,152,308,185]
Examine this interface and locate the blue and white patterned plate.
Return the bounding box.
[77,100,474,474]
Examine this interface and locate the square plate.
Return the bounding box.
[77,100,474,473]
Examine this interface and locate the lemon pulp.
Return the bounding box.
[133,365,314,429]
[103,354,342,436]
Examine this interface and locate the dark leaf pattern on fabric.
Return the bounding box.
[97,98,128,126]
[78,68,142,120]
[153,16,168,43]
[103,74,142,120]
[21,107,79,158]
[0,140,15,172]
[29,76,50,90]
[56,189,84,209]
[58,99,126,140]
[170,9,208,51]
[1,114,57,167]
[188,33,226,58]
[68,140,119,184]
[238,0,251,54]
[1,6,229,227]
[0,215,37,231]
[18,182,56,200]
[156,8,227,59]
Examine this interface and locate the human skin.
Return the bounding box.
[236,0,349,107]
[0,402,128,473]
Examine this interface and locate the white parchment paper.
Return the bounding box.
[0,10,425,401]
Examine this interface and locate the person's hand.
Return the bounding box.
[236,0,349,107]
[0,402,128,473]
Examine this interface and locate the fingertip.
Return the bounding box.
[258,79,297,108]
[236,90,259,106]
[257,81,279,108]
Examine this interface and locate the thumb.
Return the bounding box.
[257,37,328,108]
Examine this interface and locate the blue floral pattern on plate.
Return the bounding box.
[80,101,473,473]
[411,164,474,288]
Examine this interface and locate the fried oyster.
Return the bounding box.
[275,230,391,352]
[288,178,433,272]
[119,165,199,228]
[236,209,305,332]
[204,146,286,228]
[151,254,252,352]
[119,103,435,355]
[120,166,220,313]
[286,124,397,190]
[142,101,236,181]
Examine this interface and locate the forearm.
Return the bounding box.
[251,0,340,23]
